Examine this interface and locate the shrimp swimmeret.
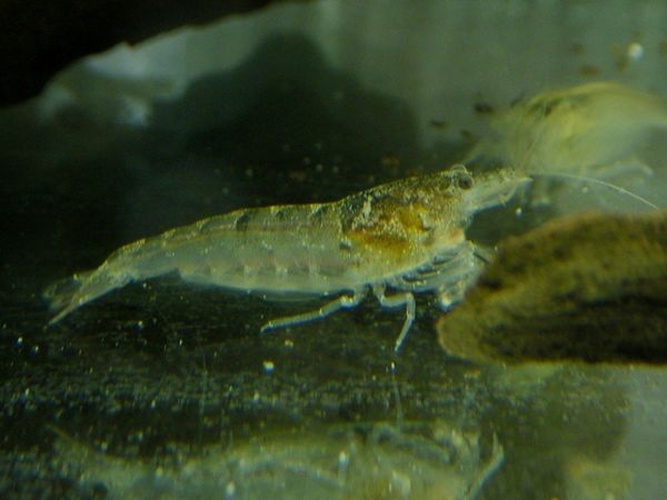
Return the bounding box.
[44,165,528,352]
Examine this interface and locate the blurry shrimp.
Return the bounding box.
[49,421,504,500]
[468,81,667,178]
[44,164,528,352]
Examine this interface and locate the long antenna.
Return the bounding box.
[532,171,659,210]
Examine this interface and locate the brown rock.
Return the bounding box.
[438,211,667,364]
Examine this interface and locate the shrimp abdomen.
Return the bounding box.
[44,236,180,324]
[44,266,133,324]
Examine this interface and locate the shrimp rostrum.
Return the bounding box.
[44,164,528,351]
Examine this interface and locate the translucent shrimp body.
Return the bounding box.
[44,165,527,351]
[470,81,667,176]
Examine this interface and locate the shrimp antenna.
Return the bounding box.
[531,171,659,210]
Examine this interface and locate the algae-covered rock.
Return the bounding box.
[438,211,667,364]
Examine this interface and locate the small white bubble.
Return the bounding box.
[338,450,350,468]
[627,42,644,60]
[263,360,275,373]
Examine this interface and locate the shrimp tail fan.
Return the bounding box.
[42,271,93,322]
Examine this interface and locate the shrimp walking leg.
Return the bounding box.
[372,284,416,353]
[465,434,505,500]
[260,288,367,334]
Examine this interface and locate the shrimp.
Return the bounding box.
[44,164,528,351]
[50,421,503,500]
[469,81,667,178]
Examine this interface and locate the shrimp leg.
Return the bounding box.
[260,288,367,334]
[372,284,416,353]
[261,285,416,352]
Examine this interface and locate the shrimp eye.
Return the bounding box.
[457,174,474,190]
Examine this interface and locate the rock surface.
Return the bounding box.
[438,211,667,364]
